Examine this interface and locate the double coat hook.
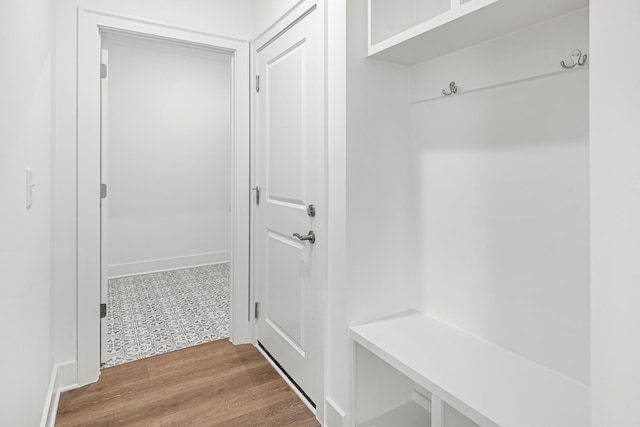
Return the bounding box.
[561,49,588,69]
[442,81,458,96]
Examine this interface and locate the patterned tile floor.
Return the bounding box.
[104,263,230,368]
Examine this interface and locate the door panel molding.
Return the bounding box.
[254,3,324,411]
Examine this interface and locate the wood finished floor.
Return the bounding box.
[56,340,320,427]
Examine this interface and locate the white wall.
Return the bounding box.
[325,0,349,424]
[345,0,413,332]
[323,0,415,420]
[410,11,590,385]
[250,0,302,39]
[106,35,231,277]
[54,0,253,386]
[591,1,640,425]
[0,0,54,425]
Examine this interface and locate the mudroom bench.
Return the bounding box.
[349,310,590,427]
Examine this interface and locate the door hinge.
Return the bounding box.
[255,301,259,319]
[101,64,108,79]
[100,183,108,199]
[100,303,107,319]
[253,186,260,205]
[255,75,260,92]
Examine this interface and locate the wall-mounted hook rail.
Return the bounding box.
[442,81,458,96]
[560,49,588,69]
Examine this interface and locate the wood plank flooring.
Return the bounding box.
[56,340,320,427]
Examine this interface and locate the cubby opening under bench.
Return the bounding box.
[350,310,590,427]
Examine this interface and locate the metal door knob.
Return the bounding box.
[293,230,316,244]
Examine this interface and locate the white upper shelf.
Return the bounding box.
[368,0,589,65]
[350,310,590,427]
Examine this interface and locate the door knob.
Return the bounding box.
[293,230,316,244]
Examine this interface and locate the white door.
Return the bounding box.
[100,43,109,365]
[255,6,323,409]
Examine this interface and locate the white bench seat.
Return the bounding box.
[349,310,590,427]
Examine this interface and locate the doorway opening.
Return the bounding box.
[77,9,251,385]
[100,33,234,367]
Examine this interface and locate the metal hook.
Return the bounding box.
[561,49,588,69]
[442,81,458,96]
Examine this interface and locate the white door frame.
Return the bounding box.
[99,44,109,365]
[77,8,251,385]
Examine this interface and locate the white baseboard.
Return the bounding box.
[325,397,347,427]
[108,251,230,278]
[41,361,78,427]
[56,361,78,391]
[40,365,57,427]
